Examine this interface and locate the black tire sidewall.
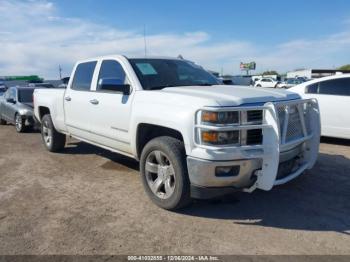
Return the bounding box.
[140,136,191,210]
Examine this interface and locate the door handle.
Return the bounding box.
[90,99,99,105]
[65,96,71,102]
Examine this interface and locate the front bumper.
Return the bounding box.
[187,99,320,199]
[187,143,307,198]
[22,115,39,127]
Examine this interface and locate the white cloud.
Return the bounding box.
[0,0,350,78]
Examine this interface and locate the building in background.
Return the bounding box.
[287,69,350,79]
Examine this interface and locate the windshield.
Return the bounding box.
[18,89,34,103]
[128,59,220,90]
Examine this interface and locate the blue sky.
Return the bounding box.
[1,0,350,78]
[53,0,350,44]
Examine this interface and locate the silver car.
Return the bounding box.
[0,81,7,96]
[0,86,37,132]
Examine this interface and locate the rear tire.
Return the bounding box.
[256,84,262,87]
[41,114,66,152]
[0,117,6,125]
[140,136,191,210]
[15,113,26,133]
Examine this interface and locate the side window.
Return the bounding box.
[3,89,9,99]
[318,78,350,96]
[97,60,126,90]
[306,83,318,94]
[71,61,97,91]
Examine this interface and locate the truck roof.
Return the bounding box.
[76,55,187,63]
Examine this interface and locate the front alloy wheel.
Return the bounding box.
[145,150,176,199]
[140,136,191,210]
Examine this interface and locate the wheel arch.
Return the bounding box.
[135,123,187,160]
[38,106,51,121]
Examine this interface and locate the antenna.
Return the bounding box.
[58,65,62,80]
[143,25,147,57]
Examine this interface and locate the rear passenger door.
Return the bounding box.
[64,61,98,139]
[305,77,350,138]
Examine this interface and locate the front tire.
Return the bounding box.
[41,114,66,152]
[15,113,26,133]
[140,136,191,210]
[0,117,6,125]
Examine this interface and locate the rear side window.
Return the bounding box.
[306,83,318,94]
[18,89,34,103]
[318,78,350,96]
[9,88,16,100]
[71,61,97,91]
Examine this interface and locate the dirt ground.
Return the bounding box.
[0,125,349,255]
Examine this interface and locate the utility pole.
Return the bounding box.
[143,25,147,57]
[58,65,62,80]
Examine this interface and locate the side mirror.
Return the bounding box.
[6,98,16,104]
[98,78,130,95]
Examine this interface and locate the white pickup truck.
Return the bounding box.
[34,55,321,210]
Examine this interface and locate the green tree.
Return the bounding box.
[337,64,350,70]
[262,70,279,76]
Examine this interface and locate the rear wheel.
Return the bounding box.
[41,114,66,152]
[0,117,6,125]
[15,113,26,133]
[256,84,262,87]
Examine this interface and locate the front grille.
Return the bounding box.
[246,129,263,145]
[276,101,312,144]
[286,105,304,142]
[247,110,263,124]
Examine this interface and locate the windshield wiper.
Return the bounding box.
[149,84,175,90]
[196,83,214,86]
[149,83,215,90]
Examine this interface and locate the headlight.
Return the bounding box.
[197,109,264,146]
[201,130,239,145]
[201,111,239,125]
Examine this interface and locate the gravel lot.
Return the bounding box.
[0,125,349,255]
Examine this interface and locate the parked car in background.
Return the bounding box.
[0,81,8,96]
[289,74,350,139]
[277,78,308,89]
[28,82,56,88]
[0,86,37,132]
[33,55,320,210]
[58,77,70,88]
[254,77,279,88]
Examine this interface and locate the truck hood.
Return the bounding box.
[162,85,300,106]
